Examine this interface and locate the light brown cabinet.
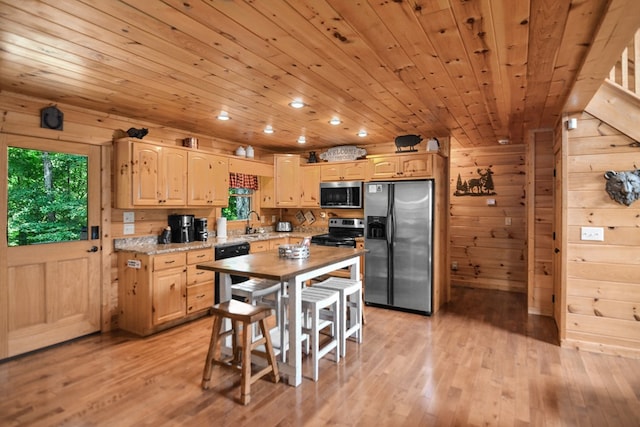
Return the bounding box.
[368,153,433,180]
[152,257,187,325]
[300,165,321,207]
[249,237,288,253]
[187,151,229,206]
[186,249,215,314]
[118,248,214,336]
[121,140,188,207]
[114,138,229,208]
[275,154,301,207]
[260,176,276,208]
[320,161,367,181]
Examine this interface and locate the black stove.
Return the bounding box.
[311,218,364,248]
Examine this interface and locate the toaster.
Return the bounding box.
[276,221,292,232]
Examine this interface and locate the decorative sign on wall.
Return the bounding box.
[454,168,496,196]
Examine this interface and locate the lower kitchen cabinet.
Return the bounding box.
[118,248,214,336]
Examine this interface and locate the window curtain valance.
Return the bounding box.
[229,173,259,190]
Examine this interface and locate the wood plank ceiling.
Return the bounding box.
[0,0,633,151]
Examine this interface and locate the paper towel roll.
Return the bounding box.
[216,217,227,238]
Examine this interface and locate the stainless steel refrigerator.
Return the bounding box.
[364,180,433,314]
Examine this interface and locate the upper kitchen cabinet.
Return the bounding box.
[113,138,228,209]
[367,153,433,181]
[274,154,300,207]
[300,164,321,207]
[187,151,228,206]
[320,160,367,182]
[114,138,188,208]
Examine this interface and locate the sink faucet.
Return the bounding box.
[246,210,261,234]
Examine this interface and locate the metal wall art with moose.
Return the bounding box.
[604,168,640,206]
[454,168,496,196]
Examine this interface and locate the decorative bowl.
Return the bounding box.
[278,244,310,259]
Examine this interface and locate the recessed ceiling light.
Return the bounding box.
[297,135,306,144]
[289,99,305,109]
[264,125,274,134]
[498,138,509,145]
[357,130,368,137]
[217,111,230,121]
[329,117,341,125]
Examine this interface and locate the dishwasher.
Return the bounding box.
[214,241,251,303]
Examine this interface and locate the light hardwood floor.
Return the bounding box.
[1,287,639,426]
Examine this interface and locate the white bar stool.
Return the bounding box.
[312,277,362,357]
[231,278,281,340]
[300,286,341,381]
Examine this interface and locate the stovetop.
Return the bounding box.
[311,218,364,247]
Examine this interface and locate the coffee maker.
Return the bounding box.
[194,218,208,241]
[168,214,195,243]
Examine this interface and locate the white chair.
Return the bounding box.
[231,278,281,340]
[312,277,362,357]
[300,286,341,381]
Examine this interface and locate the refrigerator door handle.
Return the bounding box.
[387,184,395,305]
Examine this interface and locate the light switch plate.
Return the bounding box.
[123,224,135,235]
[123,211,135,223]
[581,226,604,241]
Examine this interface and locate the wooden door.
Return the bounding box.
[152,268,186,326]
[188,151,214,206]
[553,147,564,338]
[160,147,187,206]
[208,154,229,206]
[1,136,102,359]
[300,165,320,207]
[400,154,432,178]
[342,161,367,180]
[132,141,162,206]
[368,156,398,179]
[275,155,300,207]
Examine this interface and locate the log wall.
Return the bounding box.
[449,145,527,293]
[528,130,554,315]
[0,90,272,331]
[563,111,640,356]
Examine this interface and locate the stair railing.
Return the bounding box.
[608,28,640,95]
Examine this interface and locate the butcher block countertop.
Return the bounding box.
[195,245,366,283]
[114,231,316,255]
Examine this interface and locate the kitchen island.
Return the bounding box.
[196,245,365,386]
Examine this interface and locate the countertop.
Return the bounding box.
[114,231,317,255]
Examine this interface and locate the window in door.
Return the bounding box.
[7,147,88,246]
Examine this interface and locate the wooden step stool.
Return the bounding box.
[201,299,280,405]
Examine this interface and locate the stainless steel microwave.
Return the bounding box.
[320,181,363,209]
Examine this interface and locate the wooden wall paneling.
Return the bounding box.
[565,0,640,113]
[490,0,530,144]
[186,0,402,142]
[563,111,640,355]
[0,133,7,358]
[449,145,527,293]
[539,0,609,126]
[527,130,554,316]
[448,0,509,138]
[0,91,253,333]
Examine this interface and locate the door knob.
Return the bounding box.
[87,246,99,253]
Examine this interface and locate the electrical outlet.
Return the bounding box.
[581,226,604,241]
[123,211,135,223]
[451,261,458,271]
[272,215,276,223]
[505,217,512,226]
[123,224,135,235]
